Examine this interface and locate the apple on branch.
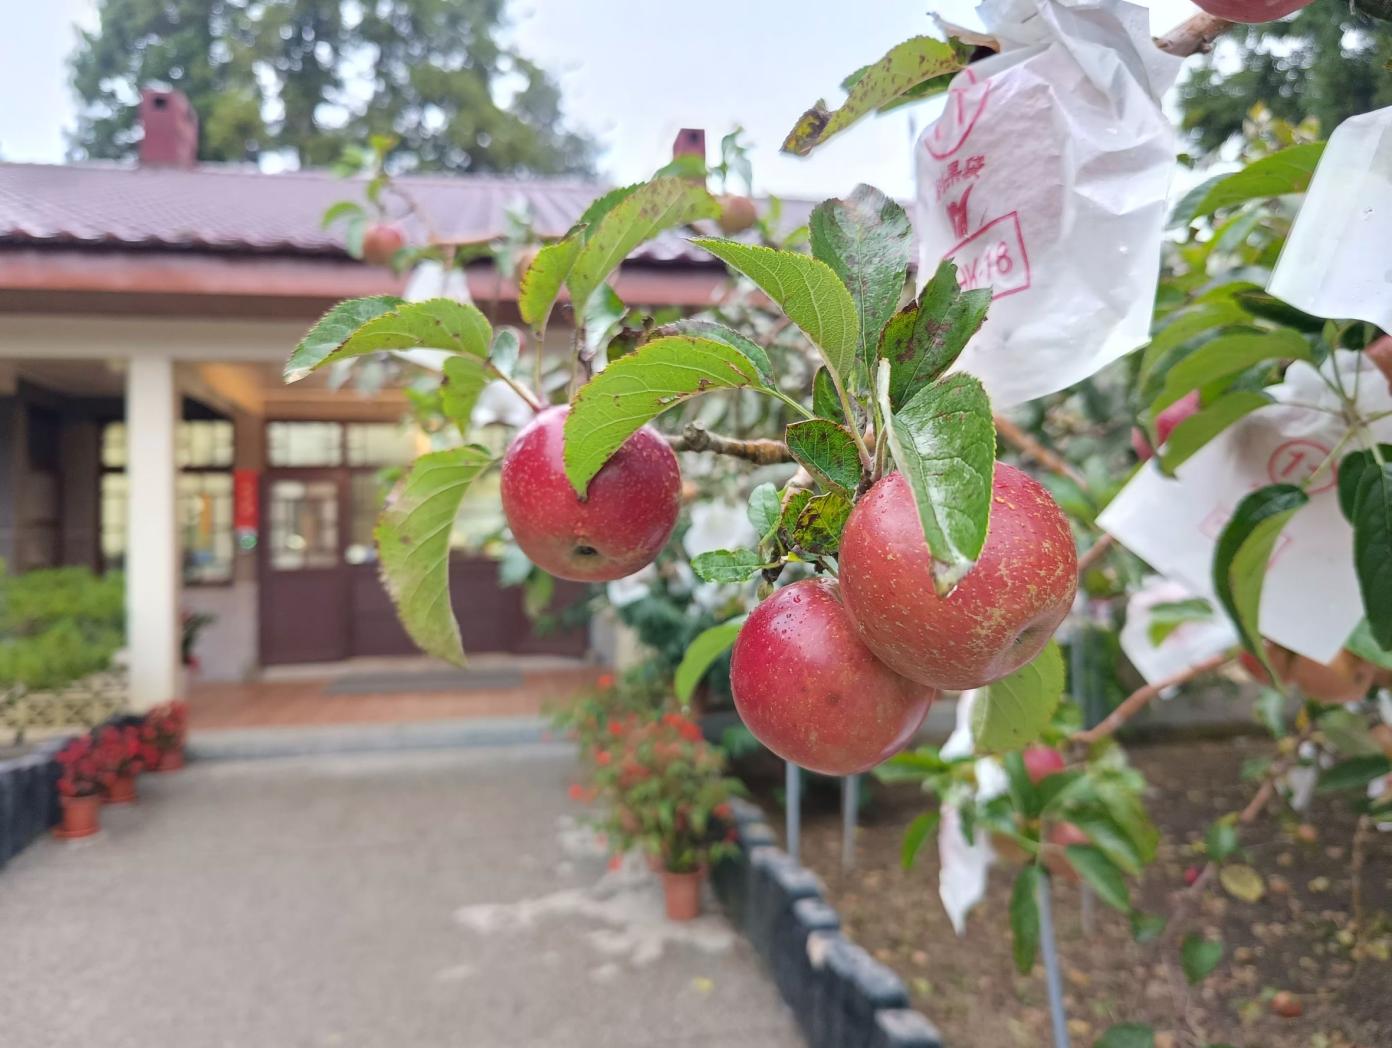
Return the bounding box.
[360,221,406,266]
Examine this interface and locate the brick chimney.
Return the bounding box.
[671,128,706,164]
[138,88,198,168]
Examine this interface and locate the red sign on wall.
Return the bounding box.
[233,468,260,533]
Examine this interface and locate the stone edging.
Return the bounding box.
[713,797,946,1048]
[0,736,70,870]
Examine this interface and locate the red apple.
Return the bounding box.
[1047,822,1090,848]
[1192,0,1311,22]
[1022,745,1066,785]
[360,221,406,265]
[1132,390,1201,462]
[499,405,681,582]
[729,578,936,775]
[717,194,758,235]
[1270,990,1303,1018]
[838,464,1077,691]
[1366,335,1392,395]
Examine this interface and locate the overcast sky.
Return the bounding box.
[1,0,1201,200]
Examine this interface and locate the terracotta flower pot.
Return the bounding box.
[157,749,185,773]
[56,794,102,839]
[661,868,704,921]
[105,774,137,805]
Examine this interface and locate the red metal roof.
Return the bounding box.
[0,161,814,264]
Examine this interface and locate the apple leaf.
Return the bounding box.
[813,368,846,422]
[971,641,1065,753]
[440,355,489,436]
[578,183,641,231]
[518,233,583,334]
[1205,816,1241,863]
[785,420,863,494]
[284,295,402,381]
[563,335,767,496]
[1350,460,1392,647]
[1064,845,1130,913]
[1066,810,1145,875]
[809,184,912,376]
[1336,449,1392,523]
[882,370,996,593]
[285,297,490,382]
[1178,142,1325,224]
[881,261,992,409]
[690,237,860,384]
[1344,617,1392,670]
[1096,1024,1156,1048]
[1212,483,1309,673]
[900,810,939,871]
[1151,330,1312,415]
[490,327,521,376]
[675,621,744,702]
[747,483,782,542]
[782,36,971,156]
[375,445,494,666]
[691,549,767,584]
[785,491,854,556]
[1009,865,1042,975]
[1180,933,1224,984]
[1138,301,1255,386]
[567,177,719,314]
[1130,913,1167,944]
[1317,754,1392,792]
[653,318,774,384]
[1160,391,1273,472]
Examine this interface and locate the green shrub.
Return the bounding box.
[0,567,124,690]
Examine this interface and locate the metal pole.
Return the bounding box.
[841,774,859,872]
[785,762,801,863]
[1036,871,1071,1048]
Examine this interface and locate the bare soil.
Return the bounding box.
[757,737,1392,1048]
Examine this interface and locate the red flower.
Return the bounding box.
[568,783,586,801]
[595,750,613,766]
[607,854,623,872]
[596,673,616,689]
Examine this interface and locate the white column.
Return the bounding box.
[125,356,182,711]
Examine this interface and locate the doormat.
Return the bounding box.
[325,668,526,694]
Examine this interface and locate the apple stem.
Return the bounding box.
[1071,650,1234,748]
[488,363,544,414]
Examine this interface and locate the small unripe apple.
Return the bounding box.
[1270,990,1303,1018]
[717,194,758,235]
[361,221,406,265]
[838,464,1077,691]
[1240,641,1373,703]
[499,405,681,582]
[1047,821,1090,848]
[729,578,935,775]
[1366,335,1392,394]
[1192,0,1311,21]
[1132,391,1201,462]
[1022,745,1066,784]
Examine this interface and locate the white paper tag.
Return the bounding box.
[1267,105,1392,330]
[1099,351,1392,664]
[914,0,1180,408]
[1120,576,1239,686]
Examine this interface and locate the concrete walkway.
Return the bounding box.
[0,745,803,1048]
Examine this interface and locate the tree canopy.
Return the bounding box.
[1176,2,1392,154]
[68,0,596,175]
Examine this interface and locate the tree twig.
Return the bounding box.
[994,414,1090,490]
[668,423,794,464]
[1076,533,1115,577]
[1071,651,1234,747]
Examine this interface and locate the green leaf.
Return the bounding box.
[518,233,583,333]
[1180,934,1224,984]
[1138,302,1255,384]
[1009,866,1042,975]
[883,372,996,593]
[1147,597,1215,646]
[1096,1024,1155,1048]
[375,446,494,665]
[1344,618,1392,670]
[1066,810,1145,875]
[441,355,489,435]
[971,641,1065,753]
[1151,330,1312,414]
[1130,912,1167,944]
[1212,483,1309,672]
[675,622,743,702]
[813,368,846,422]
[1219,863,1265,903]
[1160,391,1273,472]
[1316,754,1392,793]
[563,335,766,495]
[1336,449,1392,523]
[321,199,364,228]
[786,491,854,556]
[809,184,912,375]
[568,177,718,313]
[1350,461,1392,648]
[900,810,939,871]
[583,284,628,365]
[490,327,521,376]
[578,183,641,233]
[522,570,555,620]
[782,36,971,156]
[881,261,992,409]
[654,319,774,384]
[1205,816,1240,863]
[285,298,490,382]
[1182,143,1325,223]
[285,296,404,381]
[1001,750,1040,819]
[691,549,766,584]
[785,420,863,494]
[1232,289,1325,333]
[747,483,782,542]
[1064,845,1130,912]
[690,237,859,382]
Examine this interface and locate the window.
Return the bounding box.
[100,419,236,584]
[267,421,342,467]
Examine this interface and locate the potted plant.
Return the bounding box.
[593,711,742,920]
[143,701,188,771]
[94,725,151,804]
[53,735,109,838]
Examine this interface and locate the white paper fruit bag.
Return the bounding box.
[1120,576,1238,686]
[1099,352,1392,665]
[1267,105,1392,330]
[914,0,1180,407]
